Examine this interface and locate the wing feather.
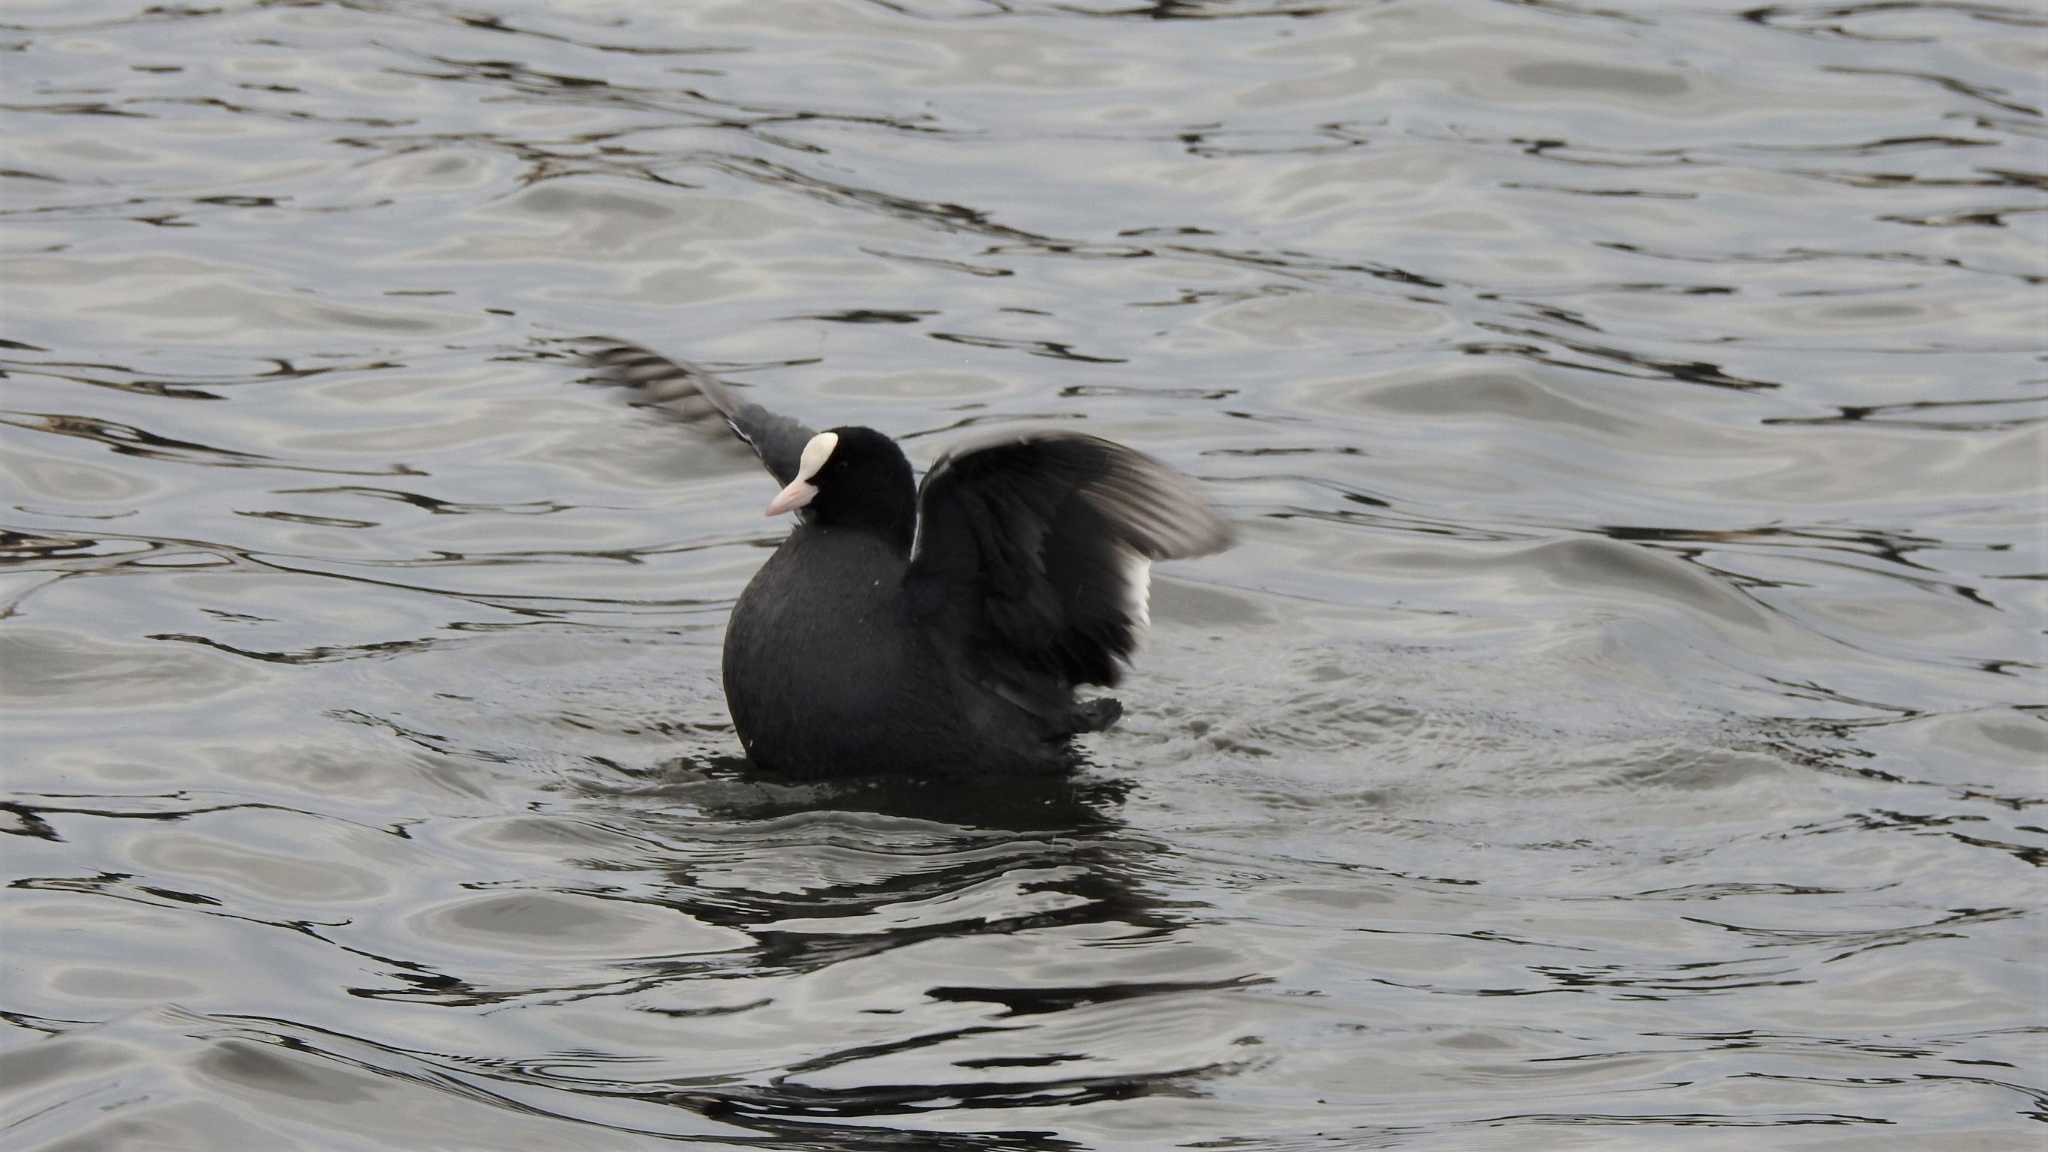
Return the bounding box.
[906,431,1230,688]
[582,339,814,487]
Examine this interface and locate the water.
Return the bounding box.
[2,0,2043,1147]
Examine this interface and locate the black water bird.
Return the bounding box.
[586,341,1232,777]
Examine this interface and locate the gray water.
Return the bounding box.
[2,1,2044,1148]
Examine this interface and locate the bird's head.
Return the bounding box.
[766,426,916,549]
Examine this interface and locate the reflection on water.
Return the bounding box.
[3,0,2043,1147]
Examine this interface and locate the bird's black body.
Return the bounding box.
[725,526,1074,776]
[586,341,1231,778]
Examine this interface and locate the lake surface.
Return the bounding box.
[3,1,2044,1148]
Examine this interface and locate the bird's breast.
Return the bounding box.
[722,531,924,738]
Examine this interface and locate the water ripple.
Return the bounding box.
[3,0,2042,1146]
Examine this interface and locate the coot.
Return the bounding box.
[586,341,1232,777]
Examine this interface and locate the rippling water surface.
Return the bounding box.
[4,1,2044,1148]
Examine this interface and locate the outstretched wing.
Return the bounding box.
[905,430,1232,688]
[582,340,814,487]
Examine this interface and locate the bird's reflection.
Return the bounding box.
[649,752,1134,833]
[561,753,1214,1144]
